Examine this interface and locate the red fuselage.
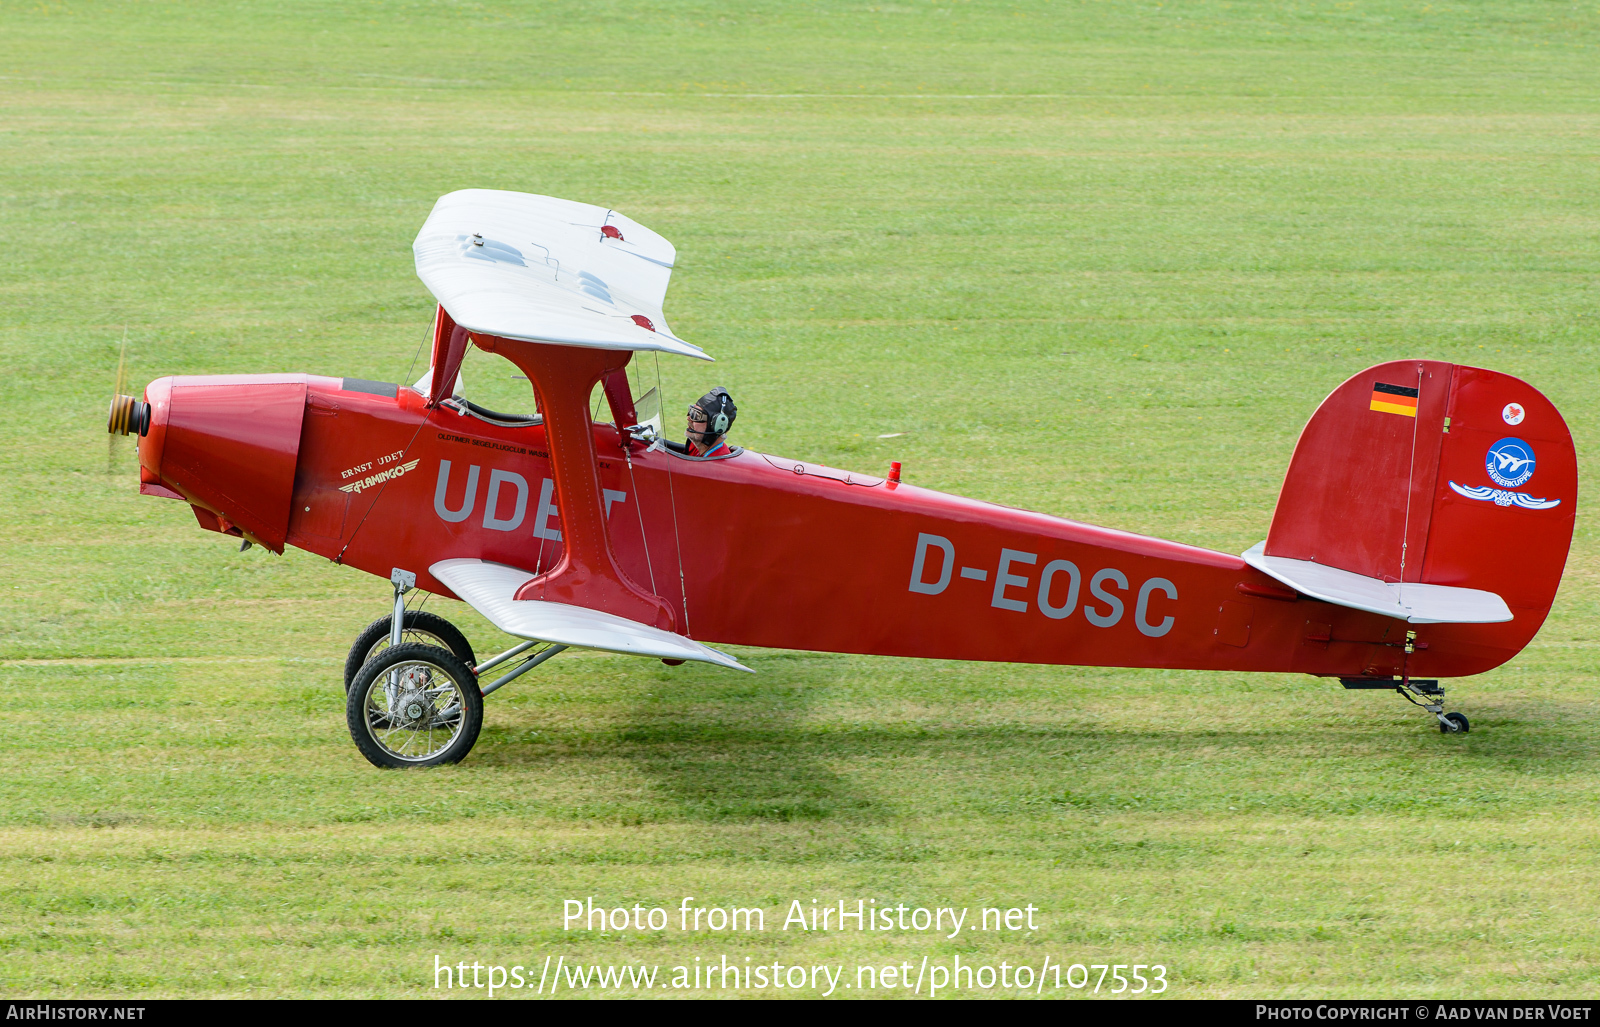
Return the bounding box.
[135,371,1551,680]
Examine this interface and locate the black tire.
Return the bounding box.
[343,611,476,693]
[346,643,484,768]
[1440,712,1470,734]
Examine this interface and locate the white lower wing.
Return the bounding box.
[1242,543,1512,624]
[431,559,751,672]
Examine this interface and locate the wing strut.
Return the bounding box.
[471,334,676,631]
[426,306,472,408]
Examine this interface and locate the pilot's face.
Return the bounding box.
[687,408,712,444]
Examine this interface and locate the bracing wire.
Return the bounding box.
[403,311,432,387]
[621,424,660,599]
[655,352,693,635]
[339,317,439,564]
[531,442,551,599]
[532,524,549,598]
[335,413,431,566]
[1397,364,1425,609]
[617,355,661,598]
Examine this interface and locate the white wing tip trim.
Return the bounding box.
[1242,542,1513,625]
[430,559,752,672]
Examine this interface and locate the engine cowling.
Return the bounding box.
[136,375,310,553]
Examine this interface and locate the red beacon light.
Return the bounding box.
[888,461,902,485]
[601,225,623,240]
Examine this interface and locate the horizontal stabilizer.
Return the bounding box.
[431,559,751,672]
[1242,543,1512,624]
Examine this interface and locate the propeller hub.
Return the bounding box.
[108,395,150,437]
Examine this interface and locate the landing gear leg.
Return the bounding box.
[380,569,416,728]
[389,567,415,647]
[1398,678,1468,733]
[342,568,477,692]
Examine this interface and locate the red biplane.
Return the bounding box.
[107,190,1578,767]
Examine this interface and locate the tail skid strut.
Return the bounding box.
[1340,676,1469,733]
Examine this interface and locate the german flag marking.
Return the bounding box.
[1370,381,1419,417]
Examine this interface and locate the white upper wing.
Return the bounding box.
[413,189,709,360]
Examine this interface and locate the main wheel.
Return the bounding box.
[1440,711,1470,734]
[346,643,484,768]
[344,611,476,693]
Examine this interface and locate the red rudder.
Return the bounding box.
[1266,360,1576,674]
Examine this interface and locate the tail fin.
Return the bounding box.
[1265,360,1576,638]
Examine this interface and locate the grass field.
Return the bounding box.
[1,0,1598,999]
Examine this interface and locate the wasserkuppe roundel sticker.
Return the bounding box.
[1502,402,1525,426]
[1486,437,1535,488]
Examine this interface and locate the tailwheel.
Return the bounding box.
[344,610,477,693]
[346,643,484,768]
[1389,678,1471,736]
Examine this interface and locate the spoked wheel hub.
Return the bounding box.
[396,689,430,726]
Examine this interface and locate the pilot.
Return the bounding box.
[686,387,736,457]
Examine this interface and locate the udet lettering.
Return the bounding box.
[433,460,626,538]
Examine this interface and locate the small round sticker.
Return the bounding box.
[1502,402,1525,426]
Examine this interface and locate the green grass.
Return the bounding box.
[1,0,1598,999]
